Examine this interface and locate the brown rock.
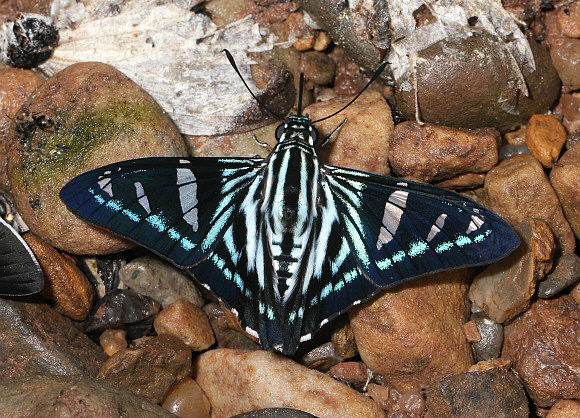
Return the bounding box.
[538,254,580,298]
[557,93,580,134]
[435,173,486,190]
[463,320,480,342]
[468,357,512,372]
[203,303,261,351]
[550,38,580,90]
[526,114,567,168]
[380,387,426,417]
[469,219,554,323]
[556,3,580,38]
[0,375,174,417]
[300,51,336,86]
[313,31,331,51]
[502,296,580,408]
[389,122,499,182]
[154,299,215,351]
[349,269,473,391]
[99,329,127,357]
[305,90,392,175]
[330,319,357,359]
[0,298,107,379]
[300,342,343,371]
[484,154,575,253]
[366,383,390,410]
[547,400,580,418]
[23,233,94,321]
[293,37,314,52]
[551,145,580,240]
[161,377,211,418]
[7,62,188,254]
[504,125,527,146]
[98,334,193,404]
[571,281,580,304]
[328,362,368,387]
[193,349,385,417]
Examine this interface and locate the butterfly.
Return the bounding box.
[60,51,519,355]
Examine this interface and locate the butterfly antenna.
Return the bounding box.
[297,73,304,116]
[223,49,285,121]
[312,61,388,123]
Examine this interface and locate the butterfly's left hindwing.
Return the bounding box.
[60,157,264,267]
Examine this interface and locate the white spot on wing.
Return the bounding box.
[388,190,408,208]
[134,181,151,214]
[427,213,448,242]
[299,333,312,342]
[245,327,259,339]
[466,215,484,234]
[98,178,113,197]
[376,200,404,250]
[176,168,198,231]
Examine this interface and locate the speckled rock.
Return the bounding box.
[154,299,215,351]
[484,154,575,253]
[469,219,555,323]
[470,312,503,361]
[389,122,499,182]
[547,400,580,418]
[98,334,193,404]
[328,362,368,387]
[426,368,529,417]
[525,114,567,168]
[550,144,580,240]
[23,233,94,321]
[538,254,580,298]
[349,269,473,391]
[0,298,107,379]
[304,90,392,175]
[119,256,204,308]
[502,296,580,408]
[0,375,174,417]
[194,349,385,417]
[7,62,188,254]
[550,38,580,90]
[161,377,211,418]
[557,93,580,135]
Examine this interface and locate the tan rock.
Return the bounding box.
[525,114,567,167]
[313,31,331,51]
[570,280,580,304]
[154,299,215,351]
[349,269,473,391]
[161,377,211,418]
[557,93,580,134]
[468,357,512,372]
[99,329,127,356]
[435,173,485,190]
[23,233,94,321]
[193,349,385,418]
[389,122,499,182]
[469,219,554,323]
[463,320,480,342]
[550,145,580,240]
[556,3,580,38]
[547,400,580,418]
[502,296,580,408]
[305,90,392,176]
[504,125,527,146]
[484,154,575,253]
[327,362,368,387]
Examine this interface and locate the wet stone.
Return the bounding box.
[538,254,580,298]
[230,409,318,418]
[502,296,580,408]
[525,114,567,168]
[557,93,580,135]
[470,312,503,361]
[499,144,530,161]
[161,377,211,418]
[98,334,192,405]
[0,298,107,379]
[366,383,390,410]
[300,342,343,371]
[550,144,580,240]
[99,329,127,356]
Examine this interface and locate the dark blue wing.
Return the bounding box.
[60,157,264,267]
[0,217,44,296]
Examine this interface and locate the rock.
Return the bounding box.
[557,93,580,135]
[470,312,503,361]
[498,144,531,161]
[389,122,499,182]
[550,38,580,90]
[327,362,368,387]
[395,33,560,132]
[366,383,390,410]
[469,219,555,323]
[538,254,580,298]
[7,62,188,254]
[203,303,261,351]
[161,377,211,418]
[313,31,331,51]
[305,90,392,175]
[300,51,336,86]
[377,387,426,417]
[99,329,127,357]
[434,173,486,190]
[550,145,580,240]
[0,68,44,191]
[349,269,473,390]
[426,368,529,417]
[525,114,567,168]
[463,320,480,343]
[194,349,385,417]
[502,296,580,408]
[98,334,193,404]
[484,154,575,253]
[468,357,512,372]
[556,3,580,38]
[119,256,204,308]
[547,400,580,418]
[300,342,343,371]
[504,126,527,146]
[0,375,174,417]
[154,299,215,351]
[571,281,580,305]
[330,320,357,359]
[84,289,161,339]
[23,233,94,321]
[231,409,318,418]
[0,298,106,379]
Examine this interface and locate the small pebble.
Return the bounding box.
[550,144,580,241]
[300,342,343,371]
[550,38,580,90]
[100,329,128,356]
[330,320,357,359]
[161,378,211,418]
[525,114,567,167]
[463,320,480,342]
[468,357,512,372]
[312,31,331,51]
[293,37,314,51]
[470,312,503,361]
[557,93,580,134]
[504,126,527,145]
[537,254,580,298]
[327,362,368,387]
[299,51,336,86]
[366,383,390,410]
[202,303,260,351]
[556,3,580,38]
[499,143,530,160]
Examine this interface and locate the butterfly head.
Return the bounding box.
[275,115,319,146]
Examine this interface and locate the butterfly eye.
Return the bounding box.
[275,123,285,141]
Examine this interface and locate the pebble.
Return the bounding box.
[203,303,261,351]
[305,90,393,176]
[0,375,174,417]
[0,298,106,379]
[547,400,580,418]
[462,320,480,343]
[330,319,357,359]
[313,31,331,51]
[504,126,527,146]
[484,154,576,253]
[300,51,336,86]
[154,299,215,351]
[193,349,385,417]
[300,342,343,371]
[469,219,555,323]
[434,172,486,190]
[6,62,188,254]
[525,114,567,167]
[349,269,473,390]
[502,296,580,408]
[556,3,580,38]
[327,362,368,388]
[468,357,512,373]
[499,143,530,160]
[119,256,204,308]
[550,144,580,240]
[366,383,390,410]
[550,38,580,90]
[470,312,503,361]
[23,233,94,321]
[99,329,127,356]
[389,122,499,182]
[98,334,193,404]
[161,377,211,418]
[557,93,580,134]
[537,254,580,298]
[84,289,161,339]
[426,368,529,417]
[571,281,580,304]
[230,409,318,418]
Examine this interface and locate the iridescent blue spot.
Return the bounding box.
[474,233,485,243]
[456,235,472,247]
[105,199,122,211]
[392,251,406,263]
[147,214,167,232]
[223,268,232,281]
[289,311,296,323]
[181,237,194,251]
[436,241,454,253]
[168,228,180,241]
[122,209,140,222]
[409,240,428,257]
[234,273,244,291]
[245,288,252,298]
[94,194,105,204]
[334,281,345,291]
[310,295,318,306]
[298,307,304,318]
[321,283,332,299]
[377,258,392,270]
[344,268,358,283]
[259,302,265,314]
[267,306,275,320]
